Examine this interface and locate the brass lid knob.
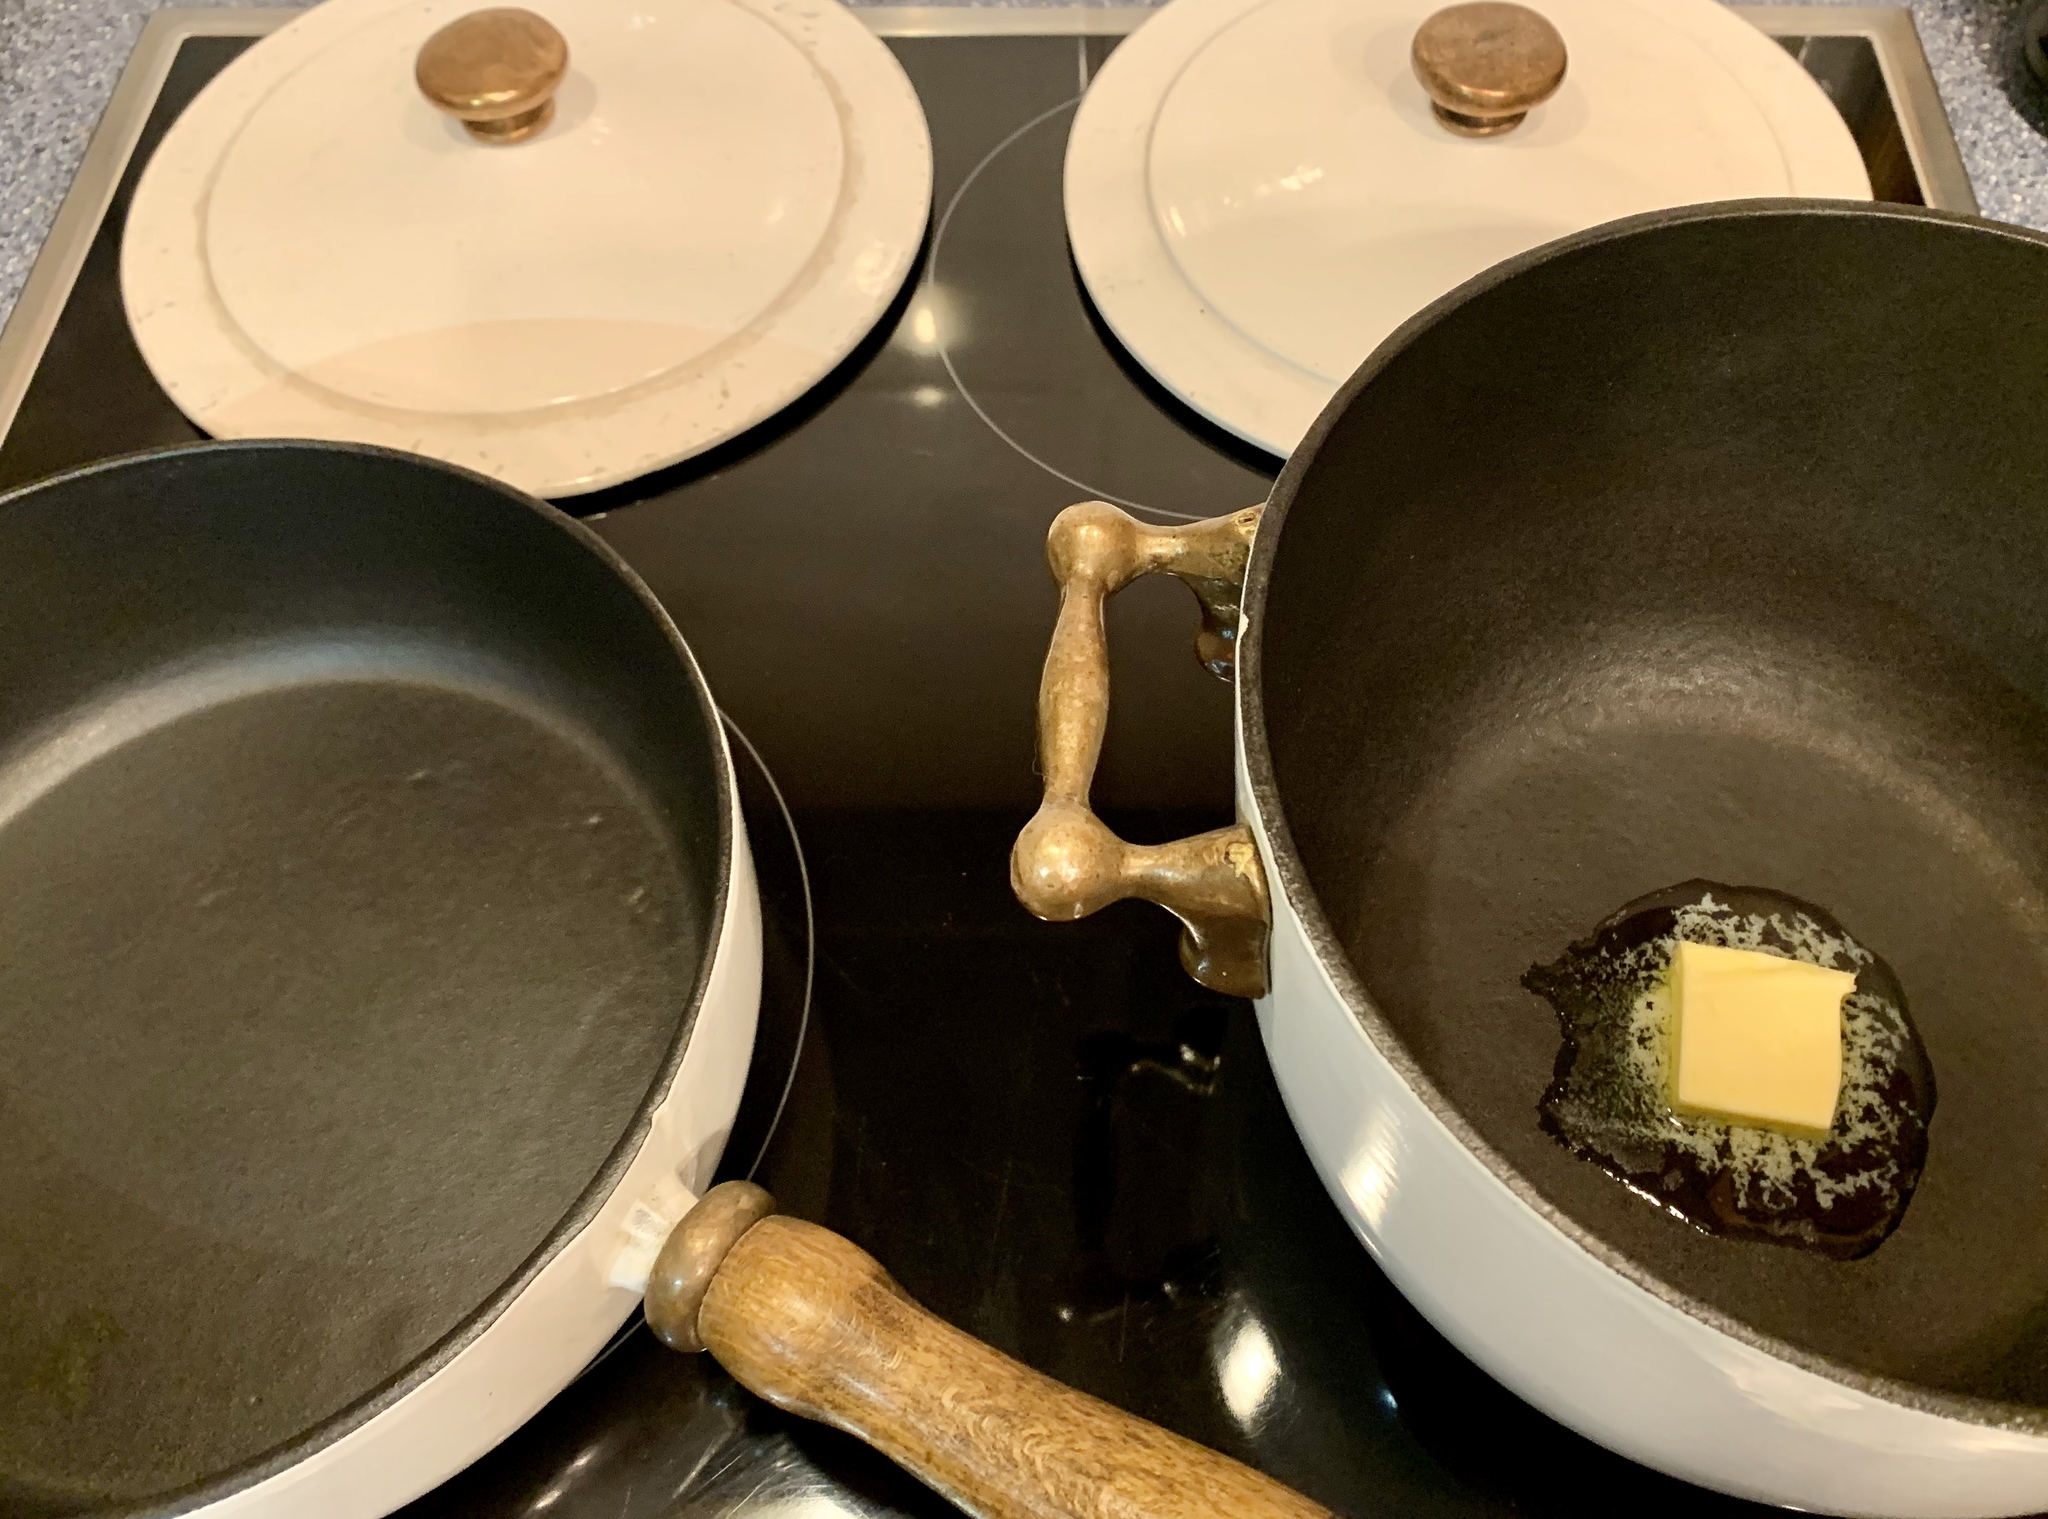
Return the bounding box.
[416,7,569,145]
[1412,2,1567,137]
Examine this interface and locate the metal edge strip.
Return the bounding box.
[0,10,294,445]
[1733,3,1978,214]
[1864,5,1980,214]
[857,5,1153,35]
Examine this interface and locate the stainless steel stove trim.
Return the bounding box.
[0,10,293,446]
[0,3,1980,452]
[858,6,1150,35]
[1740,5,1977,214]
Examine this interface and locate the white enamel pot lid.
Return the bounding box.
[123,0,932,497]
[1065,0,1871,458]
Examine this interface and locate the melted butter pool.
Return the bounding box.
[1524,881,1936,1260]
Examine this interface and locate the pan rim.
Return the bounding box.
[1237,197,2048,1439]
[0,437,742,1516]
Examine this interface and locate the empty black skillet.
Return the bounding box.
[0,441,756,1516]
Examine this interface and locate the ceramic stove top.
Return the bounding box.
[0,10,1981,1516]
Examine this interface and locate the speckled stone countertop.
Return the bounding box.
[2,0,2046,334]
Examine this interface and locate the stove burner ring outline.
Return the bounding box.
[928,96,1202,526]
[576,712,813,1380]
[720,711,815,1185]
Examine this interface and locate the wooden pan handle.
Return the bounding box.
[646,1182,1333,1519]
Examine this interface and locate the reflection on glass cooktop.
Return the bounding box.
[0,24,1869,1519]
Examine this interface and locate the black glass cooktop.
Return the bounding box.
[0,24,1911,1519]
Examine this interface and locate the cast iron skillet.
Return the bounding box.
[1251,201,2048,1409]
[0,442,732,1513]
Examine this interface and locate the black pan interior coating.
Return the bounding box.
[0,444,727,1513]
[1253,204,2048,1414]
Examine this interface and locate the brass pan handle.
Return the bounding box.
[1010,501,1271,998]
[649,1183,1332,1519]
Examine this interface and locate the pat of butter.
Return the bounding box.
[1667,940,1855,1137]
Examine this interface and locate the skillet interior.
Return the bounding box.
[0,444,725,1512]
[1253,204,2048,1410]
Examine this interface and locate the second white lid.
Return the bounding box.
[1067,0,1872,456]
